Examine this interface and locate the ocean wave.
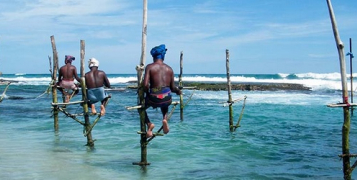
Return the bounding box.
[294,72,342,80]
[1,73,354,92]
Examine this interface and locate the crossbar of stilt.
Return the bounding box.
[339,154,357,158]
[126,101,180,110]
[327,103,357,107]
[219,97,245,106]
[51,101,84,106]
[137,131,164,136]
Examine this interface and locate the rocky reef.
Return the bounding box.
[127,81,311,91]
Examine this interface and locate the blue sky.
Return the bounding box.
[0,0,356,74]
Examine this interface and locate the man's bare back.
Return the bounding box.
[59,64,80,82]
[85,68,110,89]
[143,60,180,94]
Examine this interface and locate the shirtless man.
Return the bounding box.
[143,44,182,138]
[57,55,81,103]
[85,58,111,116]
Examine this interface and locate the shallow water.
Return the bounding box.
[1,74,357,179]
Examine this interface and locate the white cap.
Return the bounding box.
[88,58,99,68]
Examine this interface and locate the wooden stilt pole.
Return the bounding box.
[133,0,149,166]
[50,35,59,131]
[79,40,94,147]
[179,51,184,121]
[349,38,354,116]
[225,49,234,132]
[326,0,351,179]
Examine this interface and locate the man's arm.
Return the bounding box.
[143,66,150,93]
[58,68,63,82]
[73,67,81,82]
[102,72,111,88]
[169,70,181,95]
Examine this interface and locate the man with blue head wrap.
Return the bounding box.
[143,44,182,138]
[150,44,167,60]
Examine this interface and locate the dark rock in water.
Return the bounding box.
[126,81,311,91]
[8,96,26,100]
[127,80,138,83]
[181,82,311,91]
[0,78,18,84]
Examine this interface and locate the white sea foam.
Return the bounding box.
[1,72,354,91]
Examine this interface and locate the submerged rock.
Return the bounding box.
[0,78,18,84]
[127,81,311,91]
[182,82,311,91]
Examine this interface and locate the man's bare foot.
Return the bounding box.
[146,123,155,138]
[100,105,106,116]
[162,119,169,134]
[91,104,97,114]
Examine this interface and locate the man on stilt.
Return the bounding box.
[143,44,182,138]
[85,58,111,116]
[57,55,81,103]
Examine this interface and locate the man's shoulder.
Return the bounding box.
[98,70,107,74]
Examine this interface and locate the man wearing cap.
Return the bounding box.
[85,58,111,116]
[57,55,81,103]
[143,44,182,138]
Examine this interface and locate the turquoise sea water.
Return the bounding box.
[1,73,357,179]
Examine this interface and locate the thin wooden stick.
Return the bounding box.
[50,35,59,131]
[0,82,11,103]
[51,100,84,106]
[79,40,95,147]
[219,97,245,106]
[233,96,247,131]
[84,97,111,136]
[225,49,234,132]
[126,101,180,110]
[183,90,195,107]
[179,51,184,120]
[327,103,357,107]
[349,38,354,115]
[147,103,179,142]
[49,56,53,79]
[326,0,351,178]
[56,107,85,125]
[133,0,149,166]
[126,105,144,110]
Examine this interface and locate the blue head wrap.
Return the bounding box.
[150,44,167,60]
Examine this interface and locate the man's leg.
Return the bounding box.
[90,104,97,114]
[64,90,70,103]
[100,104,105,116]
[99,96,111,116]
[145,111,155,138]
[161,106,169,134]
[57,88,66,103]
